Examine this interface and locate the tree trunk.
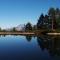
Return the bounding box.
[52,19,53,30]
[52,18,56,31]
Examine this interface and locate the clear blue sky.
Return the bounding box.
[0,0,60,29]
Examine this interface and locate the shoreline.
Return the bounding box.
[0,32,35,35]
[0,31,60,36]
[47,33,60,35]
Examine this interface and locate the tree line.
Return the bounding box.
[25,7,60,32]
[0,7,60,32]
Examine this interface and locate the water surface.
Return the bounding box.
[0,35,60,60]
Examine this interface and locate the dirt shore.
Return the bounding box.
[0,32,35,35]
[47,33,60,35]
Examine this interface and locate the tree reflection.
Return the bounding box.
[25,35,32,42]
[0,35,6,37]
[37,35,60,56]
[37,36,45,50]
[2,34,6,37]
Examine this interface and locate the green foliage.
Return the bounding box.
[0,7,60,32]
[37,14,44,29]
[37,14,50,30]
[48,8,55,17]
[36,7,60,30]
[25,22,32,32]
[12,27,16,32]
[0,28,1,31]
[48,8,57,29]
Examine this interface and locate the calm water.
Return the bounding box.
[0,35,60,60]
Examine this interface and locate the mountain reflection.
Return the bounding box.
[37,35,60,56]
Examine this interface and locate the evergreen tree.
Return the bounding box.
[25,22,32,31]
[37,14,44,29]
[48,8,57,30]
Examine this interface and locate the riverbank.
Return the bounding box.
[0,32,35,35]
[47,33,60,35]
[0,31,60,36]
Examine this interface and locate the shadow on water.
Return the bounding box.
[37,35,60,56]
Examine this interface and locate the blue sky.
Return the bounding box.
[0,0,60,29]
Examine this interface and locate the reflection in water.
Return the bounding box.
[25,35,32,42]
[2,34,6,37]
[0,34,60,57]
[0,34,20,37]
[37,35,60,56]
[0,35,6,37]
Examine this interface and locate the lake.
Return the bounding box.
[0,35,60,60]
